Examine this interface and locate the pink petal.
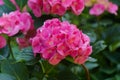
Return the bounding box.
[0,36,6,48]
[49,53,63,65]
[71,0,84,15]
[74,56,88,64]
[51,3,66,16]
[57,42,69,56]
[28,0,42,17]
[61,0,73,7]
[107,2,118,15]
[89,3,105,16]
[42,0,51,14]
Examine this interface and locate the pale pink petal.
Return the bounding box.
[107,2,118,15]
[89,3,105,16]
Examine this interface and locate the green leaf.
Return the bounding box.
[115,74,120,80]
[30,77,39,80]
[102,24,120,44]
[0,45,9,58]
[1,60,29,80]
[0,55,6,61]
[15,0,28,10]
[86,31,97,43]
[15,47,36,65]
[57,69,79,80]
[104,51,120,64]
[100,67,116,74]
[0,73,16,80]
[0,5,12,16]
[85,62,99,70]
[87,57,97,62]
[99,19,113,26]
[3,0,16,10]
[93,40,107,55]
[109,41,120,52]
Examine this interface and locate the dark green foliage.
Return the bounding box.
[0,0,120,80]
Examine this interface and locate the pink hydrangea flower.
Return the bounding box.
[51,3,66,15]
[0,0,4,5]
[32,18,92,65]
[86,0,118,16]
[28,0,84,17]
[107,2,118,15]
[61,0,73,8]
[0,35,6,48]
[89,4,105,16]
[42,0,51,14]
[0,10,34,36]
[28,0,43,17]
[71,0,85,15]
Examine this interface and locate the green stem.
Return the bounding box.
[39,60,46,74]
[39,60,55,80]
[65,57,90,80]
[81,64,90,80]
[45,66,54,74]
[7,37,15,59]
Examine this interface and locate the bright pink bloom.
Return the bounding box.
[32,18,92,65]
[61,0,73,7]
[86,0,118,15]
[0,11,34,36]
[89,4,105,16]
[71,0,84,15]
[28,0,84,17]
[51,3,66,15]
[42,0,51,14]
[0,35,6,48]
[107,2,118,15]
[28,0,42,17]
[47,0,60,6]
[0,13,20,36]
[0,0,4,5]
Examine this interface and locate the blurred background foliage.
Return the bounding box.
[0,0,120,80]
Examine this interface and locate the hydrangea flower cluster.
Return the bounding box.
[85,0,118,16]
[32,18,92,65]
[0,10,35,48]
[28,0,84,17]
